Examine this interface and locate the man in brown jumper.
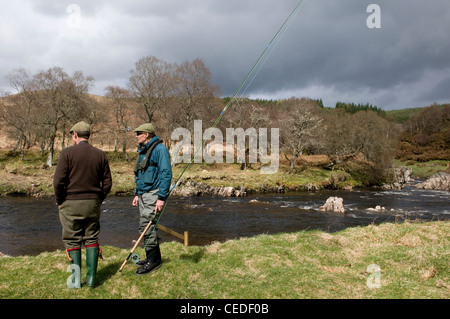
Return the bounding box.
[54,121,112,288]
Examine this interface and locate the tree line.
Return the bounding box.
[335,101,386,117]
[2,55,434,180]
[0,56,218,166]
[230,97,400,174]
[0,67,95,165]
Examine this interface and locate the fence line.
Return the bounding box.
[158,224,189,246]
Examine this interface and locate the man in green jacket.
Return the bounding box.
[132,123,172,275]
[54,121,112,288]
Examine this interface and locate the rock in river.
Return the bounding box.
[415,172,450,191]
[319,197,345,214]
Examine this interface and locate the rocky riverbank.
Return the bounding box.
[415,172,450,191]
[0,147,447,198]
[168,167,417,198]
[171,179,285,197]
[380,167,413,190]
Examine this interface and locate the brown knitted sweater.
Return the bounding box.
[53,141,112,205]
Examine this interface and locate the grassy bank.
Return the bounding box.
[1,149,447,197]
[393,159,450,179]
[0,150,341,197]
[0,221,448,299]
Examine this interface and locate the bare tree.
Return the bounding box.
[174,58,217,130]
[33,66,94,167]
[352,111,400,168]
[160,58,220,155]
[321,109,361,166]
[129,56,176,122]
[104,85,135,162]
[219,99,270,170]
[0,68,38,160]
[280,98,324,173]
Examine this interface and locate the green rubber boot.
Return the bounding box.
[67,248,82,289]
[85,246,100,288]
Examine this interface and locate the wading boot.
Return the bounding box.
[135,256,148,266]
[66,247,81,289]
[85,244,102,287]
[135,234,155,266]
[136,245,162,275]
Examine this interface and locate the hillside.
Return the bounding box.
[1,93,449,195]
[385,107,425,123]
[395,104,450,161]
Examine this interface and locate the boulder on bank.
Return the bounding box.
[415,172,450,191]
[218,186,235,197]
[319,197,345,214]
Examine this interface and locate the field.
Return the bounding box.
[0,221,448,299]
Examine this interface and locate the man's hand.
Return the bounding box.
[155,200,165,213]
[132,195,139,207]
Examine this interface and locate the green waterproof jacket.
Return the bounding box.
[134,136,172,200]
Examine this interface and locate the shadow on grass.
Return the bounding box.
[180,247,206,263]
[97,261,123,286]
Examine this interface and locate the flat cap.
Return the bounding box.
[69,121,91,134]
[134,123,155,134]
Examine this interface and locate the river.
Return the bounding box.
[0,184,448,256]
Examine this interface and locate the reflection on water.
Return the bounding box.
[0,185,448,256]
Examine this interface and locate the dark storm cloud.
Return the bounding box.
[0,0,449,109]
[243,0,450,108]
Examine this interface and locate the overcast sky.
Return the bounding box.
[1,0,449,110]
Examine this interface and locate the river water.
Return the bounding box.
[0,184,448,256]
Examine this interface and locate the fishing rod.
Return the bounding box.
[119,0,306,272]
